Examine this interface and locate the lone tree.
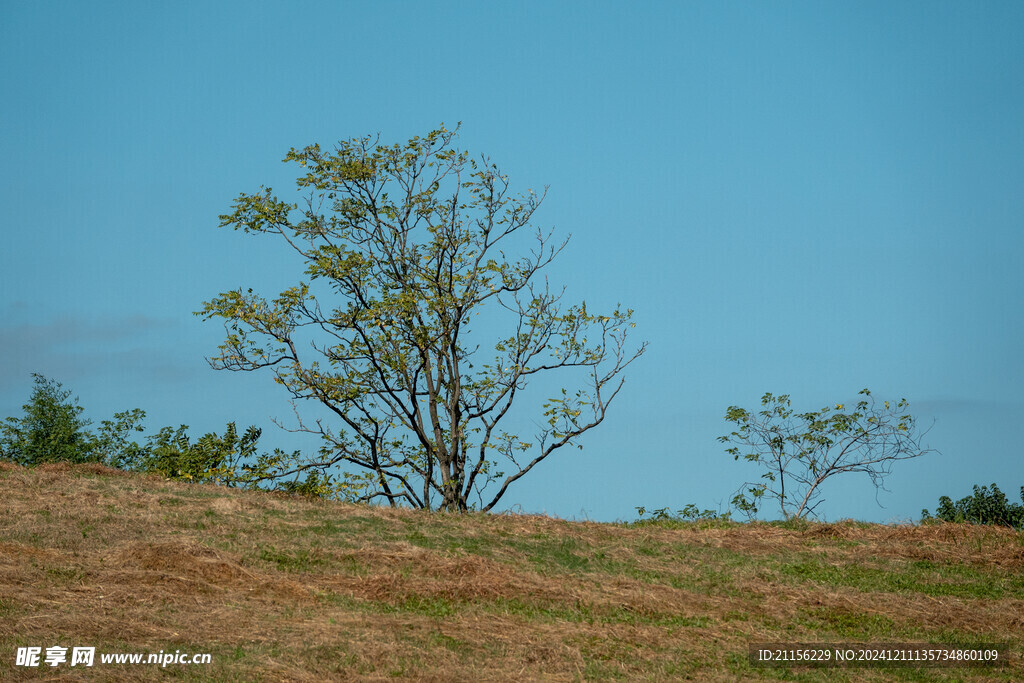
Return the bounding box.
[199,125,646,512]
[718,389,935,520]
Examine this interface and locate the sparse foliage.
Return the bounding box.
[634,504,731,524]
[90,408,149,470]
[198,125,646,511]
[719,389,935,520]
[922,483,1024,529]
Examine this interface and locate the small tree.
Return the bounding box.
[198,125,646,511]
[718,389,934,520]
[0,374,98,466]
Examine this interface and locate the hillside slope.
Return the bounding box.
[0,461,1021,681]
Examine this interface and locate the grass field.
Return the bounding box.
[0,461,1020,681]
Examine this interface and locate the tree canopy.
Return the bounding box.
[199,125,646,511]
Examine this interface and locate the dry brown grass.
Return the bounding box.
[0,460,1020,681]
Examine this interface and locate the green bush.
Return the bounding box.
[90,408,149,470]
[922,483,1024,529]
[634,504,731,524]
[0,374,99,466]
[1,374,342,500]
[140,423,343,500]
[141,422,261,485]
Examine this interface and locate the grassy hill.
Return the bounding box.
[0,461,1020,681]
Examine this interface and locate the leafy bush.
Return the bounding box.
[634,504,731,525]
[922,483,1024,529]
[90,408,149,469]
[0,376,152,469]
[1,374,348,500]
[141,422,262,484]
[0,374,100,466]
[136,422,349,500]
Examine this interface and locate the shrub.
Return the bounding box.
[922,483,1024,529]
[1,375,339,499]
[634,504,731,525]
[90,408,149,470]
[140,422,339,499]
[141,422,262,485]
[0,374,99,466]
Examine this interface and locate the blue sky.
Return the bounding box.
[2,1,1021,522]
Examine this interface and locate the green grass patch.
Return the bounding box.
[796,606,901,639]
[778,556,1024,599]
[304,515,390,539]
[256,545,328,572]
[499,534,593,574]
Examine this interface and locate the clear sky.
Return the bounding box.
[2,1,1021,523]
